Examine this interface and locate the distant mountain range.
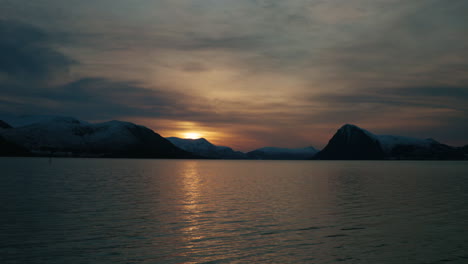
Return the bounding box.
[166,137,318,160]
[0,118,31,156]
[0,116,194,158]
[246,147,319,160]
[316,124,467,160]
[0,115,467,160]
[0,135,30,156]
[166,137,246,159]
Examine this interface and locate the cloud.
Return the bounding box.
[0,76,216,122]
[0,20,75,81]
[304,85,468,146]
[0,20,215,122]
[314,86,468,111]
[1,1,468,148]
[313,0,468,88]
[0,21,296,126]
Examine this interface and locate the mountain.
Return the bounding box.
[166,137,246,159]
[247,147,319,160]
[387,140,465,160]
[462,145,468,153]
[316,124,465,160]
[1,115,74,128]
[2,116,465,160]
[167,137,319,160]
[0,135,30,156]
[377,133,464,160]
[0,120,29,156]
[0,116,194,158]
[0,120,12,129]
[316,124,385,160]
[461,145,468,159]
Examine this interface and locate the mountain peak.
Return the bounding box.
[317,124,384,160]
[0,116,193,158]
[195,137,209,143]
[338,124,377,140]
[425,138,439,144]
[0,120,12,129]
[247,146,319,160]
[167,137,210,143]
[340,123,361,129]
[166,137,246,159]
[338,124,368,134]
[1,115,86,128]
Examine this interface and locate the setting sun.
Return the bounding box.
[183,132,202,139]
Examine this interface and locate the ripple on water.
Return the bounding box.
[1,159,468,264]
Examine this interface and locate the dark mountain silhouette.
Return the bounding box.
[462,145,468,153]
[166,137,246,159]
[1,116,466,160]
[0,120,29,156]
[389,142,465,160]
[316,124,466,160]
[247,147,318,160]
[0,116,195,158]
[316,124,384,160]
[0,120,12,129]
[0,135,30,156]
[461,145,468,159]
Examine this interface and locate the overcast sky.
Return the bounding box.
[1,0,467,150]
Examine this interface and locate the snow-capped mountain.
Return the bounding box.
[166,137,246,159]
[1,116,465,160]
[376,135,437,154]
[247,146,319,160]
[167,137,319,160]
[316,124,465,160]
[0,116,193,158]
[1,115,89,128]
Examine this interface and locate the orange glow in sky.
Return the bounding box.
[1,1,468,151]
[183,132,202,139]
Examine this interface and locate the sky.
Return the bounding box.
[1,0,467,151]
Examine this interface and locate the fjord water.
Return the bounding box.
[1,158,467,264]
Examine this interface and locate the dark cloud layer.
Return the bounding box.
[0,20,211,121]
[1,0,468,149]
[3,78,188,119]
[0,20,75,81]
[315,86,468,111]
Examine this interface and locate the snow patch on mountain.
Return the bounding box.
[0,115,89,128]
[376,135,436,154]
[338,124,437,154]
[0,116,190,157]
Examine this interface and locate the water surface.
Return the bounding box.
[1,158,467,263]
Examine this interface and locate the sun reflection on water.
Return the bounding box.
[179,161,206,246]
